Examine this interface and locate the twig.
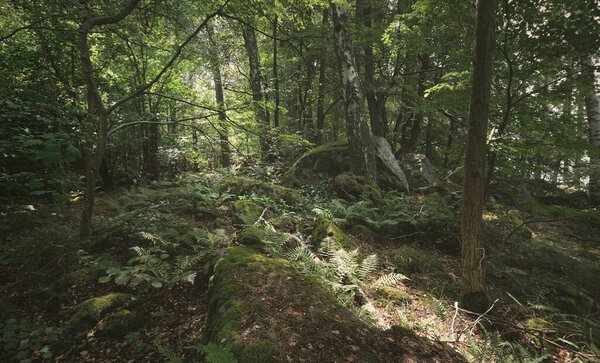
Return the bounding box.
[451,301,460,340]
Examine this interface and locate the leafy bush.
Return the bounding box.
[1,318,63,362]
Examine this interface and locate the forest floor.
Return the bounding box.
[1,169,599,362]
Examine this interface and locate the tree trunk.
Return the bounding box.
[242,24,271,159]
[331,2,376,181]
[208,23,231,168]
[356,0,384,137]
[402,55,430,153]
[146,120,159,180]
[316,9,328,145]
[460,0,497,312]
[99,156,114,190]
[272,16,280,129]
[583,55,600,205]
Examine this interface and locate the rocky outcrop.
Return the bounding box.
[284,139,412,192]
[399,153,437,189]
[203,246,465,363]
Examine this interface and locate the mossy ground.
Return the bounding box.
[2,171,598,362]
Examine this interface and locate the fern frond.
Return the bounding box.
[374,272,409,286]
[358,254,378,280]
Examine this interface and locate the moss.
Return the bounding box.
[554,283,595,315]
[350,224,376,243]
[221,176,302,205]
[333,173,383,202]
[311,215,350,249]
[67,293,136,333]
[221,176,270,196]
[505,209,532,238]
[271,184,304,205]
[238,226,273,248]
[525,317,552,330]
[232,200,264,226]
[393,245,446,275]
[376,286,411,303]
[389,324,417,337]
[204,247,281,360]
[99,310,146,338]
[282,141,349,184]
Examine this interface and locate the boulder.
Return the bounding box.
[283,140,410,193]
[372,137,410,192]
[65,293,137,334]
[232,200,264,226]
[399,153,437,189]
[311,215,350,249]
[332,173,383,202]
[202,246,465,362]
[98,310,146,338]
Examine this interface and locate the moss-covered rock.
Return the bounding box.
[311,215,350,249]
[204,246,464,362]
[505,209,532,239]
[393,245,446,275]
[99,310,146,338]
[333,173,383,202]
[271,184,304,205]
[66,293,136,334]
[232,200,264,226]
[554,283,595,315]
[221,176,271,195]
[221,176,304,205]
[376,286,411,303]
[350,224,376,243]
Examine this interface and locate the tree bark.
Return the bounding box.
[208,23,231,167]
[331,2,376,181]
[242,24,271,159]
[316,20,328,146]
[356,0,384,137]
[460,0,497,312]
[77,0,141,240]
[583,55,600,205]
[272,16,280,129]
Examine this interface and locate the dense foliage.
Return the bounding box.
[1,0,599,361]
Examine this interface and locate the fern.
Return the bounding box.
[374,272,409,287]
[358,254,378,280]
[154,339,182,363]
[188,343,237,363]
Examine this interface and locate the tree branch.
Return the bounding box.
[107,0,231,113]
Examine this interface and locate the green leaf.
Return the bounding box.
[114,273,130,286]
[98,276,111,284]
[150,280,163,288]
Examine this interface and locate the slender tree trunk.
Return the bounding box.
[356,0,384,137]
[208,23,231,168]
[272,16,280,129]
[242,24,271,159]
[315,8,329,145]
[146,120,159,180]
[213,63,231,167]
[99,157,114,190]
[583,55,600,204]
[402,55,430,153]
[460,0,497,312]
[331,2,376,181]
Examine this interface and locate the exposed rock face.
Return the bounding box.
[399,153,437,189]
[284,140,410,192]
[372,136,410,192]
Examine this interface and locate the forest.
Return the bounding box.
[1,0,599,361]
